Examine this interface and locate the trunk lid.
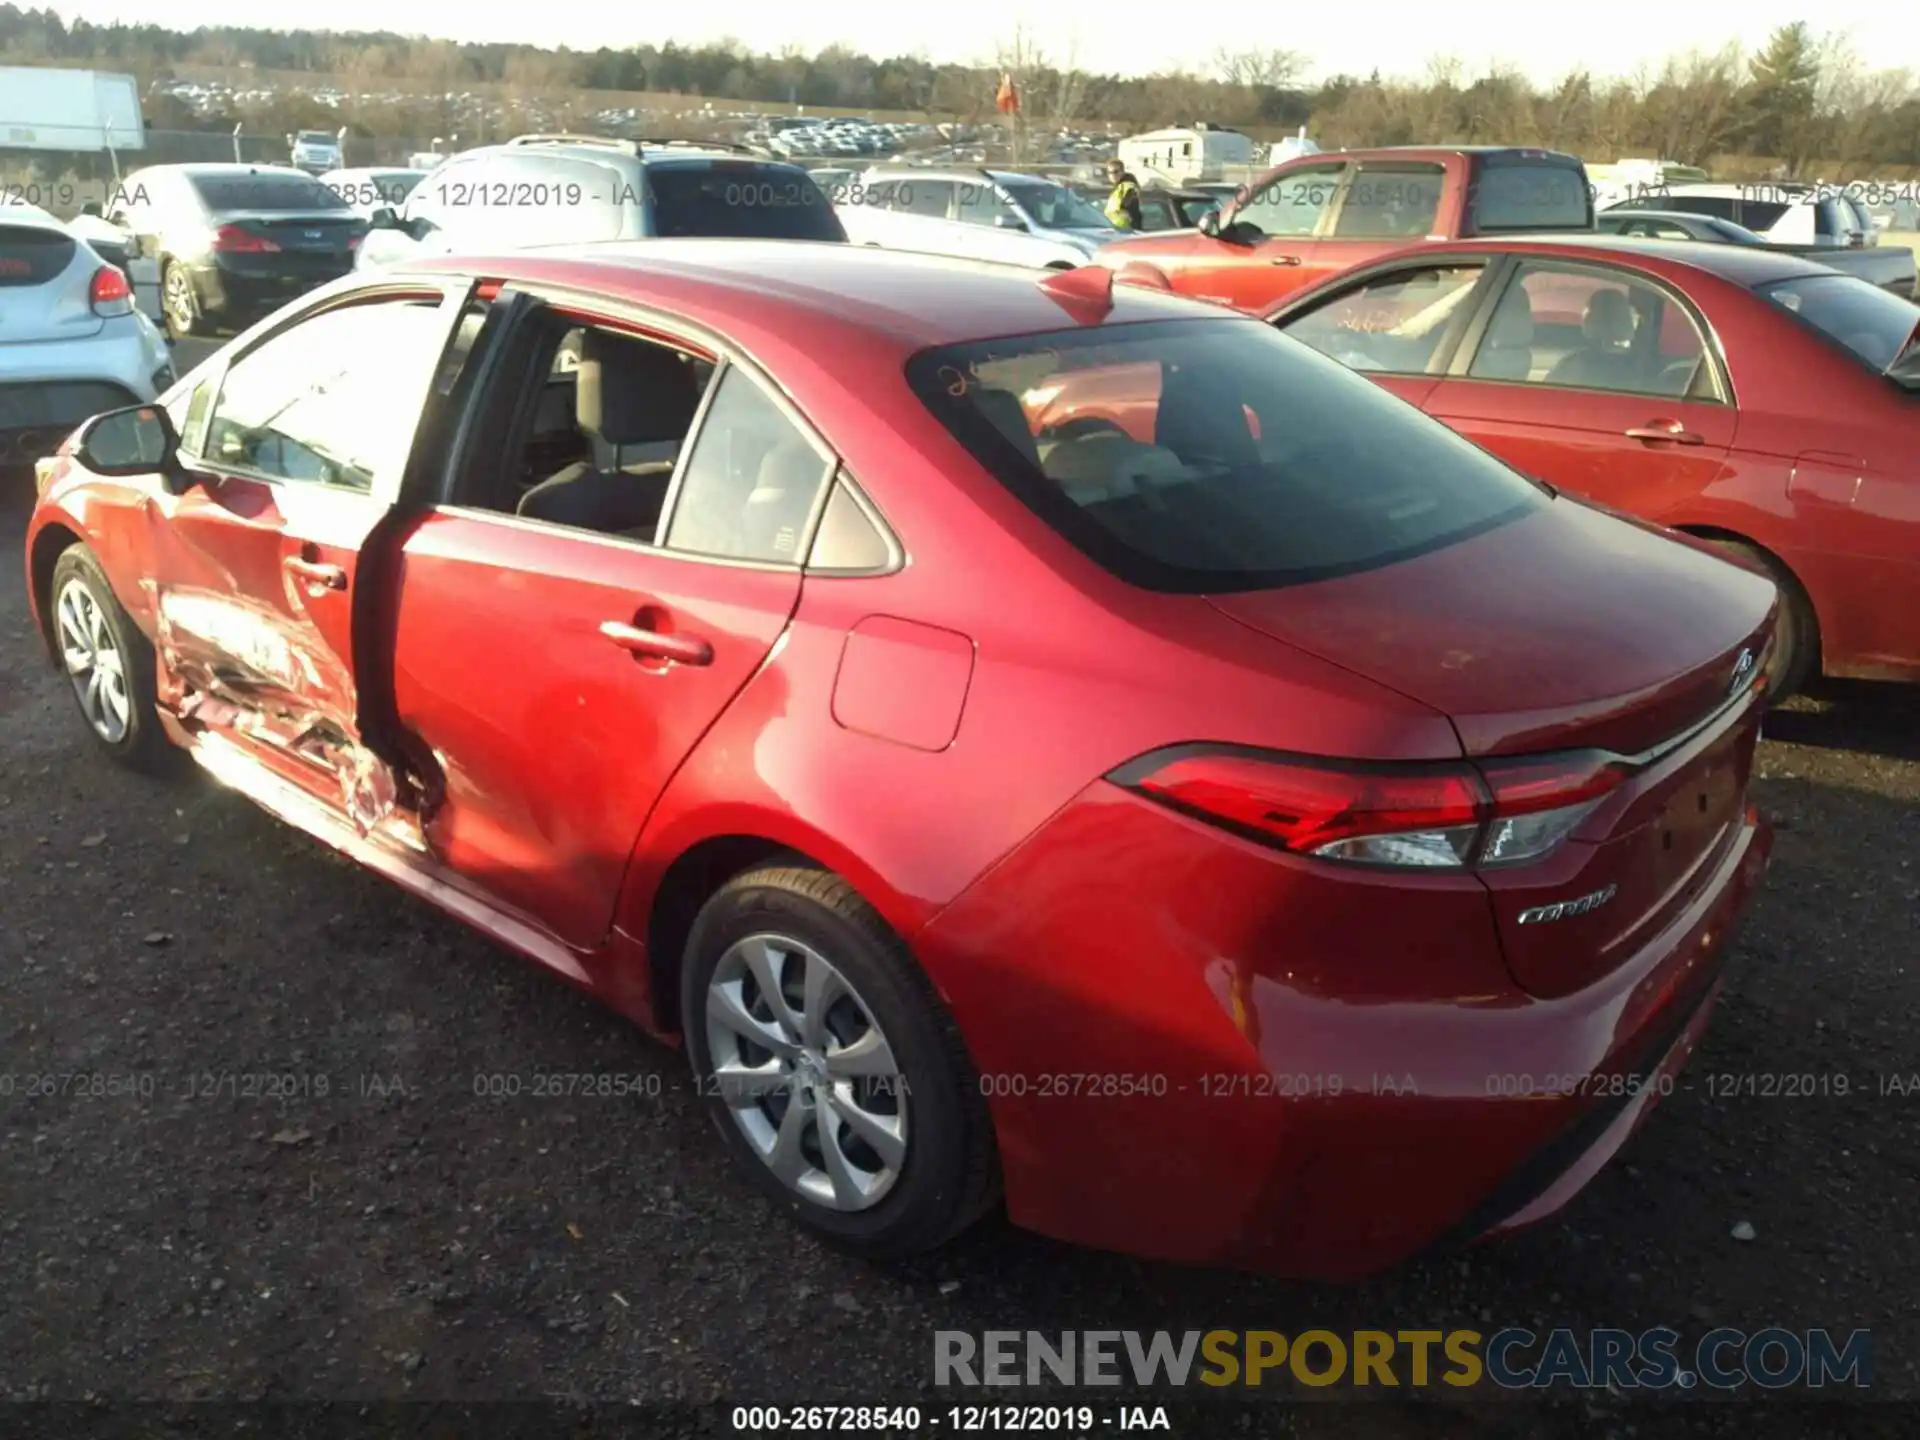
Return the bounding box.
[1208,496,1775,999]
[1206,496,1776,759]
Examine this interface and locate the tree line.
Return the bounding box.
[3,7,1916,175]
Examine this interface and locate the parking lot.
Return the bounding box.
[4,384,1919,1437]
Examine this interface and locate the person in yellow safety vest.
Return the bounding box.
[1103,159,1143,230]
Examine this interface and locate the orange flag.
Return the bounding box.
[995,74,1020,114]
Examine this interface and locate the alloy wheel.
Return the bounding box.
[703,933,909,1211]
[164,265,194,334]
[56,577,132,744]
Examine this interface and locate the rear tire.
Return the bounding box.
[681,864,999,1260]
[48,545,173,772]
[1706,539,1817,700]
[162,258,209,340]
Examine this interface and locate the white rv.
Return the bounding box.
[1117,124,1256,185]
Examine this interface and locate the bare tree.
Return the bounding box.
[1211,48,1305,91]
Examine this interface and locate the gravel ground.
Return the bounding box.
[3,455,1916,1437]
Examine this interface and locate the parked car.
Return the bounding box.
[1133,184,1235,232]
[1603,183,1873,248]
[1095,145,1593,311]
[1263,234,1920,694]
[835,165,1117,268]
[289,129,344,175]
[1597,204,1917,297]
[25,243,1775,1279]
[63,201,163,323]
[0,200,173,469]
[356,136,844,270]
[102,164,368,339]
[318,167,429,219]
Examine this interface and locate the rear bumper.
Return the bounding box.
[191,257,354,319]
[0,322,166,466]
[914,786,1773,1280]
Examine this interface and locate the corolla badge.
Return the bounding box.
[1517,883,1618,926]
[1728,647,1756,696]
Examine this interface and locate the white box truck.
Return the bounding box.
[1,66,159,320]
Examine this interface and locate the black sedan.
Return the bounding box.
[1595,209,1771,243]
[103,164,367,339]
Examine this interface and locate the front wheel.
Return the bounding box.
[682,864,998,1259]
[49,545,172,771]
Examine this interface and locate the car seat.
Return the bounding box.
[517,330,705,535]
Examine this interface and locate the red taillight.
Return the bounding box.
[213,225,280,253]
[1116,746,1632,870]
[88,264,133,316]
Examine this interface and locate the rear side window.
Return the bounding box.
[1758,273,1920,371]
[1467,160,1591,233]
[906,318,1546,593]
[647,163,845,241]
[0,221,75,285]
[1666,195,1737,222]
[1737,200,1788,233]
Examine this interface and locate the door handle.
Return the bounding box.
[599,620,713,667]
[1625,421,1704,445]
[283,555,347,589]
[1268,254,1302,266]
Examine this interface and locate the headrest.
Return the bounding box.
[576,330,704,446]
[1486,292,1534,347]
[1583,289,1634,347]
[749,442,825,505]
[971,388,1039,467]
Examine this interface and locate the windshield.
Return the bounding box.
[1758,272,1920,372]
[999,179,1113,230]
[297,132,336,145]
[189,172,352,212]
[646,163,846,241]
[906,317,1546,593]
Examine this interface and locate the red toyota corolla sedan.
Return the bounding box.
[23,242,1774,1279]
[1261,235,1920,696]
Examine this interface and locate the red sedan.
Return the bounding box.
[1261,235,1920,695]
[24,244,1773,1279]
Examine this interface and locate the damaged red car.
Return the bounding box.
[24,244,1774,1279]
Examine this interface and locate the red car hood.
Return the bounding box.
[1208,498,1778,758]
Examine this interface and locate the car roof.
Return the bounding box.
[1364,233,1835,286]
[1330,145,1582,162]
[404,239,1222,349]
[0,199,64,231]
[132,162,314,178]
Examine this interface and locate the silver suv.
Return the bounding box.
[355,135,846,269]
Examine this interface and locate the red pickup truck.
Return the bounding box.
[1095,145,1594,312]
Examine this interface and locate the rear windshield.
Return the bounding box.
[906,317,1547,593]
[189,173,351,212]
[1757,272,1920,371]
[1467,159,1591,233]
[999,178,1112,230]
[646,163,846,241]
[0,222,76,285]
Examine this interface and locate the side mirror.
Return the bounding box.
[1197,209,1223,238]
[81,200,103,218]
[75,404,180,481]
[368,206,399,230]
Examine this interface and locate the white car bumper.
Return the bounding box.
[0,315,173,468]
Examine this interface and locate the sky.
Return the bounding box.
[52,3,1918,87]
